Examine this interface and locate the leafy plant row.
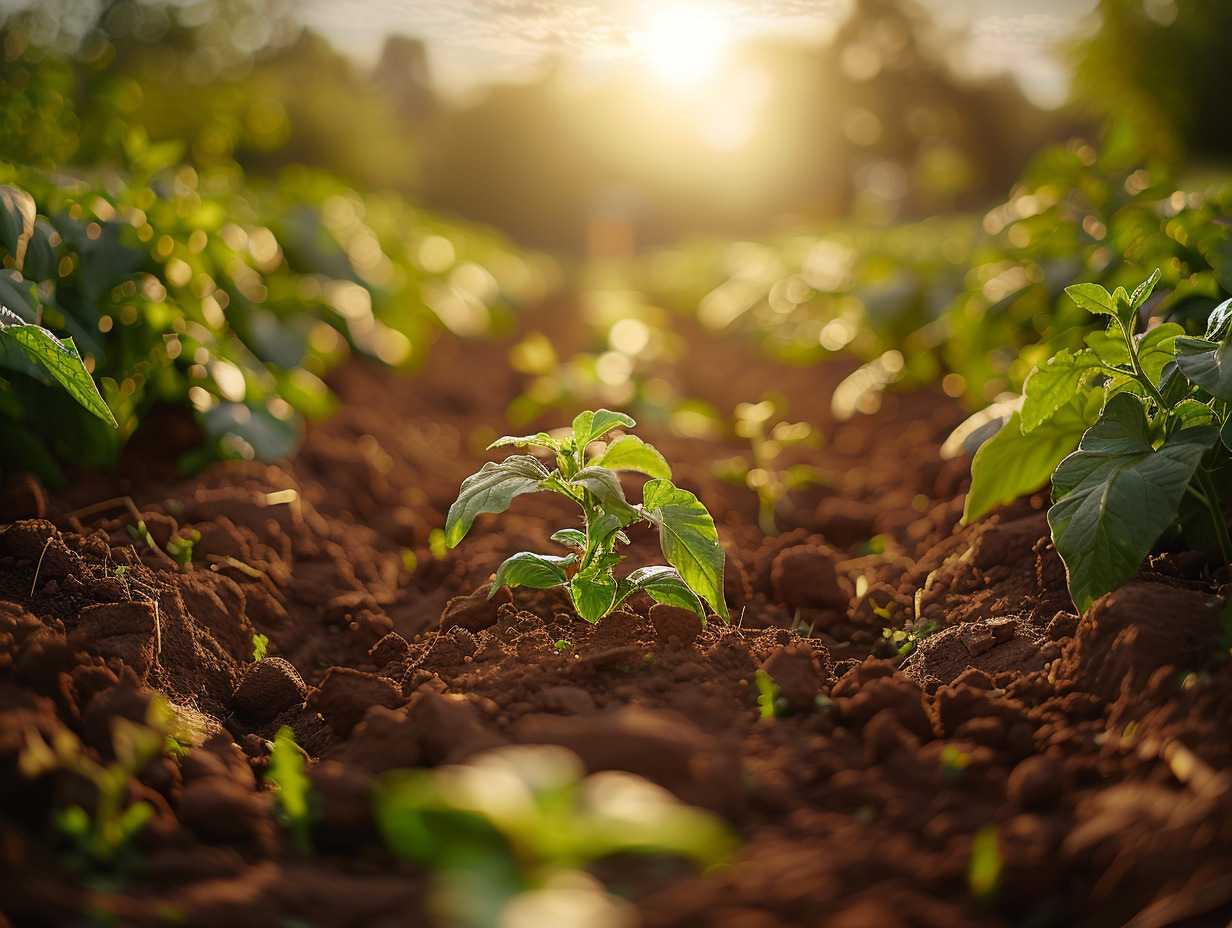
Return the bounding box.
[0,154,551,483]
[577,137,1232,421]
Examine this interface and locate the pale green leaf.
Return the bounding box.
[1020,348,1101,433]
[1066,282,1119,319]
[490,551,574,596]
[445,455,550,546]
[620,565,705,620]
[642,478,728,621]
[571,409,635,450]
[570,573,619,623]
[1128,268,1162,311]
[0,316,116,426]
[592,435,671,479]
[487,431,560,452]
[964,399,1097,524]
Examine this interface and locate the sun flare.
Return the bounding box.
[640,7,734,89]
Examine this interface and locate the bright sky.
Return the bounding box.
[301,0,1099,108]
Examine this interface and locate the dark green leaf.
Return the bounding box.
[1175,331,1232,401]
[571,409,635,450]
[592,435,671,479]
[0,318,116,425]
[445,455,550,546]
[642,478,728,621]
[964,398,1098,524]
[570,573,619,622]
[1020,349,1100,433]
[1048,393,1217,614]
[489,551,574,596]
[0,271,38,322]
[620,566,705,619]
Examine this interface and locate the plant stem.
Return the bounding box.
[1117,318,1169,409]
[1195,467,1232,563]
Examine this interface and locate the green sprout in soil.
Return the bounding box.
[265,726,313,853]
[445,409,728,624]
[880,619,941,658]
[714,395,827,536]
[754,669,788,719]
[252,633,270,662]
[18,697,176,870]
[967,269,1232,613]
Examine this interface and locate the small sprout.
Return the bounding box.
[252,633,269,662]
[754,669,787,719]
[445,409,727,624]
[18,698,174,870]
[265,726,313,853]
[716,395,826,535]
[166,529,199,567]
[428,528,448,560]
[554,639,573,651]
[401,548,418,572]
[967,824,1002,901]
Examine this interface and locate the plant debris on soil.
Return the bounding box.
[2,299,1231,928]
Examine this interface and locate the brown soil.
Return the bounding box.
[2,298,1230,928]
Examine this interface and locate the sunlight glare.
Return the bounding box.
[640,7,732,89]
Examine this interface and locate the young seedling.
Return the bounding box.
[446,409,728,623]
[265,726,313,853]
[967,269,1232,613]
[714,396,827,536]
[18,698,175,870]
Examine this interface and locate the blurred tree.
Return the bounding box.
[1072,0,1232,163]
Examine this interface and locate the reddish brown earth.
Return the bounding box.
[2,298,1231,927]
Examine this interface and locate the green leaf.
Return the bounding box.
[592,434,672,479]
[1202,296,1232,341]
[641,478,728,621]
[487,431,559,452]
[1020,349,1101,433]
[550,528,587,548]
[1175,332,1232,401]
[1066,282,1121,320]
[1137,323,1185,385]
[1048,394,1217,614]
[0,314,116,426]
[0,270,37,322]
[489,551,574,596]
[620,565,705,619]
[1085,326,1129,367]
[266,726,312,853]
[570,465,639,523]
[1129,268,1162,311]
[571,409,635,450]
[964,400,1097,524]
[570,573,619,622]
[445,455,550,546]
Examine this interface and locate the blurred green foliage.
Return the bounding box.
[0,33,551,483]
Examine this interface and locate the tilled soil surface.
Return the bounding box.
[2,300,1231,928]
